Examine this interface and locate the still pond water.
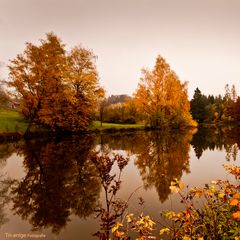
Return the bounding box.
[0,126,239,239]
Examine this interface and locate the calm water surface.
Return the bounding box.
[0,126,239,239]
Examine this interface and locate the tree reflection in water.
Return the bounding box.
[0,174,14,229]
[191,126,240,161]
[0,142,17,168]
[133,130,195,202]
[10,136,101,233]
[97,130,195,203]
[0,126,240,237]
[0,142,19,229]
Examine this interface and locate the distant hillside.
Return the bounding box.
[107,94,132,104]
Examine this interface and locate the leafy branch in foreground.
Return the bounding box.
[91,153,130,239]
[111,164,240,240]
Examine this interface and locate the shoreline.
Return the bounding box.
[0,125,197,142]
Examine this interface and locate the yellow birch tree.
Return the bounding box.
[134,55,196,128]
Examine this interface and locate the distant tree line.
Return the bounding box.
[190,84,240,124]
[97,95,138,124]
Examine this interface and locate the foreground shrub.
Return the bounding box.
[111,164,240,240]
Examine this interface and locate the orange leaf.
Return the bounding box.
[230,199,239,206]
[232,211,240,220]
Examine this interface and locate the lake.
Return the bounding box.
[0,126,239,239]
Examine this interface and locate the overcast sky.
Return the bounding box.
[0,0,240,98]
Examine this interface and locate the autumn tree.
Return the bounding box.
[233,97,240,121]
[222,84,236,122]
[8,33,103,132]
[124,98,138,123]
[99,95,137,124]
[66,46,104,129]
[96,89,106,127]
[134,55,196,128]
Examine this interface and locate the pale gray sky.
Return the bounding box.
[0,0,240,97]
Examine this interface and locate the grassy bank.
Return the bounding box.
[0,109,194,136]
[0,108,28,133]
[0,109,145,138]
[90,121,145,130]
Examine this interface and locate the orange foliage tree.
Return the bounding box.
[8,33,103,132]
[134,55,196,128]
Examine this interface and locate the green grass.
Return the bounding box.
[0,109,145,135]
[91,121,145,130]
[0,108,28,133]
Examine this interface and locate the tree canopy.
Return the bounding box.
[134,55,196,128]
[8,33,104,132]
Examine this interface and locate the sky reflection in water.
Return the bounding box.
[0,126,239,239]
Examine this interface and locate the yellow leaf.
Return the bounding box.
[210,186,216,193]
[169,185,180,193]
[193,189,204,198]
[179,181,184,190]
[112,223,123,233]
[170,179,184,193]
[159,228,170,235]
[218,193,225,199]
[127,213,134,223]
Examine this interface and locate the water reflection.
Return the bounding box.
[0,174,14,228]
[0,142,17,167]
[97,130,194,202]
[191,126,240,161]
[0,126,239,238]
[0,142,19,229]
[133,131,194,202]
[91,153,129,239]
[10,137,101,233]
